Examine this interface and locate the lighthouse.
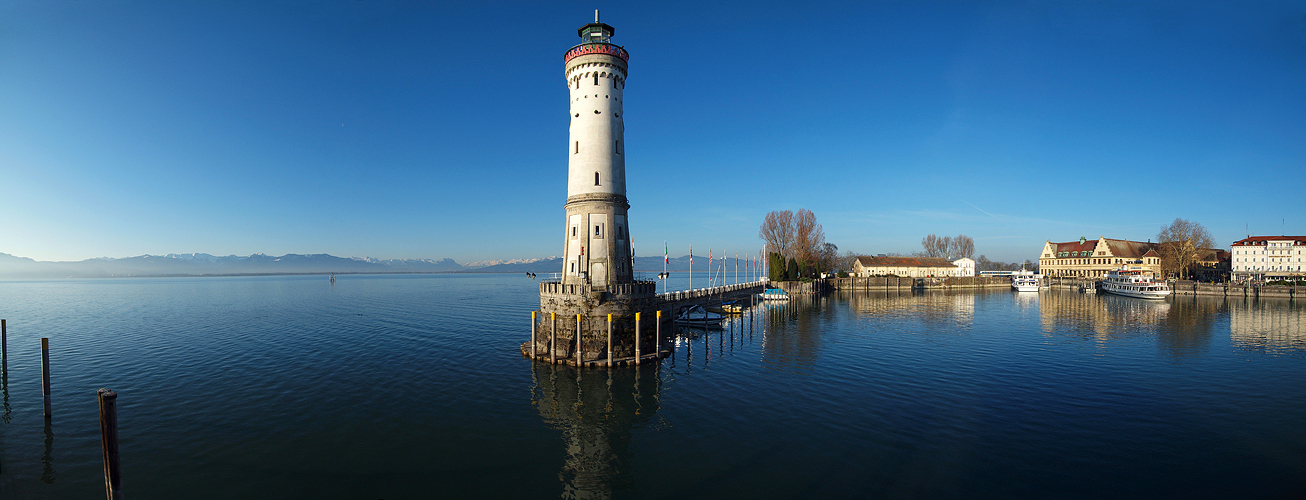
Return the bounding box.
[561,10,631,287]
[531,12,658,366]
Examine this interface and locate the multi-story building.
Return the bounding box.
[952,257,976,277]
[1191,248,1231,282]
[1038,236,1162,278]
[1230,236,1306,282]
[853,256,958,277]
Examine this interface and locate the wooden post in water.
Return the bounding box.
[531,311,538,359]
[635,312,641,365]
[98,388,123,500]
[41,337,51,417]
[575,314,582,366]
[606,313,613,367]
[655,310,661,358]
[550,313,557,364]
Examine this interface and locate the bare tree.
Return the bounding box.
[923,234,975,261]
[759,210,795,260]
[841,250,859,273]
[949,235,975,261]
[818,243,839,273]
[1157,218,1215,280]
[921,234,947,258]
[793,208,825,267]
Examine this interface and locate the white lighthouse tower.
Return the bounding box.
[561,10,631,287]
[532,12,658,366]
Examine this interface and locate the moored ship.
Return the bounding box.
[1100,265,1171,299]
[1011,269,1041,292]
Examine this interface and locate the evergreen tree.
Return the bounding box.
[768,252,785,281]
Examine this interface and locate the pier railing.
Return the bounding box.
[656,279,768,302]
[539,280,657,296]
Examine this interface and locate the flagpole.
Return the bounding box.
[689,245,693,292]
[663,240,668,295]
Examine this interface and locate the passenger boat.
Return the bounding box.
[1100,266,1170,300]
[1011,270,1041,292]
[759,288,789,301]
[674,305,724,326]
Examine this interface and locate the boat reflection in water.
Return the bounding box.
[530,362,664,499]
[1036,289,1235,358]
[1039,289,1170,342]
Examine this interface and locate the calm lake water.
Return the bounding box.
[0,274,1303,498]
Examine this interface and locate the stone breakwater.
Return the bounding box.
[828,276,1011,290]
[1045,278,1302,300]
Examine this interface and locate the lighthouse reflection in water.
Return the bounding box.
[530,362,662,499]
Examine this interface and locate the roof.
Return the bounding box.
[1231,236,1306,246]
[1051,240,1096,254]
[1196,249,1230,262]
[856,256,957,268]
[1046,237,1166,259]
[1102,238,1158,258]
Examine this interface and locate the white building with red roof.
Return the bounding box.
[1230,236,1306,282]
[853,256,959,277]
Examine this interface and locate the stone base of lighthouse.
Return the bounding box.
[523,281,666,366]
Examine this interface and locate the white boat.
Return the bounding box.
[1100,266,1170,300]
[759,288,789,301]
[1011,270,1041,292]
[674,305,724,326]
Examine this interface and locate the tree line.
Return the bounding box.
[759,214,1223,281]
[759,209,839,281]
[919,234,975,261]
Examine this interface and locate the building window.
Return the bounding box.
[572,226,577,237]
[575,141,579,154]
[594,172,600,185]
[594,74,599,85]
[615,140,620,154]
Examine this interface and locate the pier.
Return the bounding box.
[523,279,769,367]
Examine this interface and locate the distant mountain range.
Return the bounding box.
[0,252,756,279]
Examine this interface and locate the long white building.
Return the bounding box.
[1230,235,1306,282]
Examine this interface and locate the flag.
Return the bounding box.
[664,241,669,264]
[690,246,692,264]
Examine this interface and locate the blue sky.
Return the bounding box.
[2,1,1303,264]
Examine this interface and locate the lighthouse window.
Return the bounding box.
[615,140,620,154]
[594,172,600,185]
[575,141,579,154]
[594,74,598,85]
